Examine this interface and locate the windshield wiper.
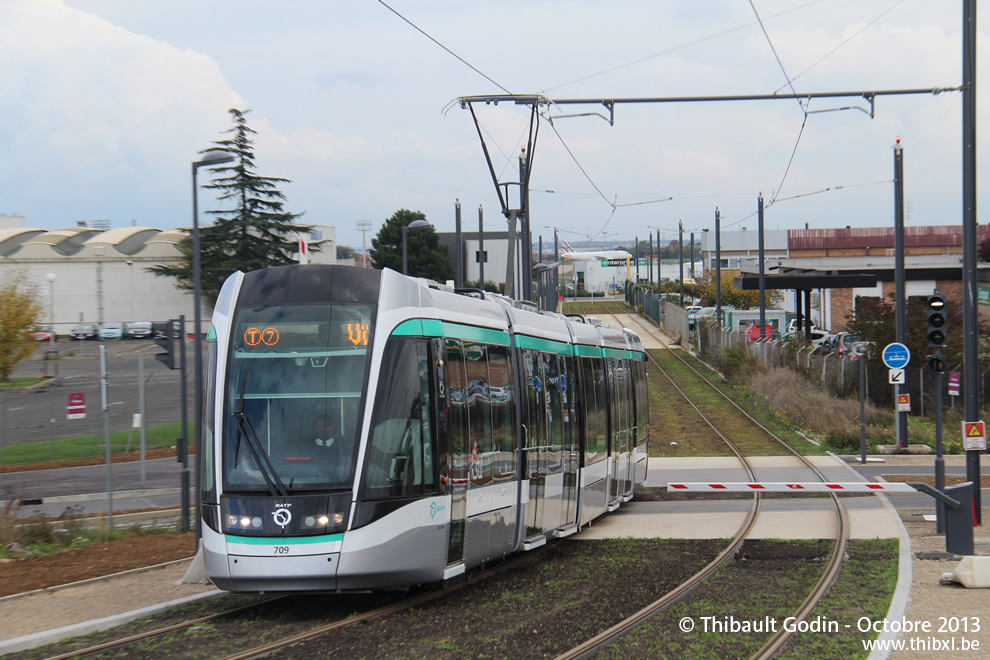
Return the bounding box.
[232,375,288,497]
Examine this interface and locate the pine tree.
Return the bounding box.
[369,209,454,282]
[150,108,312,305]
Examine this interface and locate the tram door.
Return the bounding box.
[523,350,546,537]
[607,357,626,504]
[550,354,578,530]
[443,340,469,570]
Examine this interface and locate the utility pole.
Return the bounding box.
[648,233,654,285]
[716,207,722,326]
[678,221,684,303]
[520,149,533,301]
[894,137,908,449]
[635,235,640,281]
[454,202,463,288]
[356,220,371,267]
[690,232,695,280]
[478,205,485,289]
[758,194,766,339]
[962,0,982,522]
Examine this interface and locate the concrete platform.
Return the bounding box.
[576,454,901,541]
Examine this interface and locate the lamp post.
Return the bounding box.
[45,272,56,342]
[402,219,433,275]
[192,149,234,545]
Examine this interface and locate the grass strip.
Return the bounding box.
[0,420,193,466]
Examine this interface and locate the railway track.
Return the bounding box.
[556,301,849,660]
[45,544,557,660]
[35,301,847,659]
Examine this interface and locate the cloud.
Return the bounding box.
[0,0,241,221]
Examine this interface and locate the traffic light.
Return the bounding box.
[927,294,947,348]
[154,320,176,369]
[928,355,946,373]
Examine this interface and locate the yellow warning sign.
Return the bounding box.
[897,394,910,412]
[962,421,987,451]
[898,394,910,404]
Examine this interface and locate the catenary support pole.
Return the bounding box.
[962,0,982,523]
[894,138,908,449]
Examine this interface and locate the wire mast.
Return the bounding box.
[462,99,539,300]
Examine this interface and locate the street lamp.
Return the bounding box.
[192,149,234,545]
[402,219,433,275]
[45,272,56,343]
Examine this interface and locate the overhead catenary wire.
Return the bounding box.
[542,0,826,93]
[543,115,616,210]
[750,0,804,110]
[774,0,906,94]
[378,0,512,95]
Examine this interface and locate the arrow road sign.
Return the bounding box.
[888,368,905,384]
[882,342,911,369]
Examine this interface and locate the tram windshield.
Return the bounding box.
[223,303,373,492]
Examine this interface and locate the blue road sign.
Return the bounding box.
[882,342,911,369]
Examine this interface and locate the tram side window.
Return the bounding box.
[581,357,607,464]
[464,342,493,488]
[363,338,435,498]
[202,336,218,503]
[562,355,576,460]
[544,352,563,475]
[487,344,516,481]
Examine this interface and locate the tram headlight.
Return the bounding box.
[301,513,341,529]
[225,515,262,531]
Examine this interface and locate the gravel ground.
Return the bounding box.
[893,520,990,659]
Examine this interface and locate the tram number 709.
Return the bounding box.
[274,546,290,555]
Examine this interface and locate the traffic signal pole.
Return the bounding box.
[179,316,189,534]
[153,318,189,534]
[928,294,948,533]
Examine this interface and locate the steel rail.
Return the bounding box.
[586,303,848,659]
[218,544,557,660]
[554,304,763,660]
[42,596,288,660]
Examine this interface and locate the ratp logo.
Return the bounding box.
[429,501,447,519]
[272,508,292,528]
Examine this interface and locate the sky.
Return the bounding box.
[0,0,985,251]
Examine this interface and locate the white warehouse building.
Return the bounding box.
[0,215,336,336]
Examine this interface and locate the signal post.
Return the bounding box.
[153,317,190,533]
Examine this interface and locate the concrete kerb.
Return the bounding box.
[0,590,226,655]
[828,452,912,660]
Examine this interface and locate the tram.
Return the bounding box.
[199,265,648,592]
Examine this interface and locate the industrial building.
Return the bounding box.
[0,214,336,336]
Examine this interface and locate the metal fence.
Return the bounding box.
[624,279,973,416]
[1,343,189,467]
[695,323,865,397]
[626,284,695,346]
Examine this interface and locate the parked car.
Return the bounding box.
[70,323,98,340]
[686,305,703,330]
[782,328,831,348]
[126,321,154,339]
[827,331,873,356]
[99,321,125,340]
[153,320,182,339]
[787,319,819,334]
[33,325,55,342]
